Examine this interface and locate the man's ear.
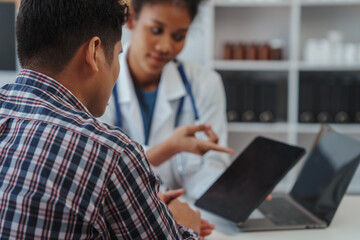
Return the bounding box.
[85,37,102,72]
[126,6,136,30]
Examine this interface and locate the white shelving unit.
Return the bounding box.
[197,0,360,135]
[186,0,360,192]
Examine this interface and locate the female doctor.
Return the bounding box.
[100,0,233,199]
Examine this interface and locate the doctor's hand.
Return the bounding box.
[146,124,234,166]
[170,124,234,156]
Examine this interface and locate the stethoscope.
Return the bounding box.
[112,58,199,131]
[113,59,203,177]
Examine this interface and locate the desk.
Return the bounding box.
[192,195,360,240]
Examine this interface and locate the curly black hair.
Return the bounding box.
[132,0,203,20]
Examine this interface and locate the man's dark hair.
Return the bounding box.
[16,0,128,74]
[132,0,203,20]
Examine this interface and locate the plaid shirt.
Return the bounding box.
[0,69,199,239]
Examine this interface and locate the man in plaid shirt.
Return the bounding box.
[0,0,205,239]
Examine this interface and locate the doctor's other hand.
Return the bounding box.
[170,124,234,156]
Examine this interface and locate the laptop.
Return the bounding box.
[195,136,306,224]
[238,126,360,231]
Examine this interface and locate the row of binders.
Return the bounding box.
[223,75,286,123]
[299,73,360,123]
[222,71,360,124]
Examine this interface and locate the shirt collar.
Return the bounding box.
[16,69,91,115]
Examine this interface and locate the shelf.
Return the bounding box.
[300,0,360,7]
[297,123,360,134]
[228,122,290,132]
[214,60,290,71]
[215,62,360,72]
[299,63,360,71]
[228,122,360,134]
[213,0,291,7]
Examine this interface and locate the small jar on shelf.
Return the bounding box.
[222,39,285,61]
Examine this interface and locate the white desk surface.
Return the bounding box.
[191,195,360,240]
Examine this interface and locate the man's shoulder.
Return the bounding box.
[64,115,135,155]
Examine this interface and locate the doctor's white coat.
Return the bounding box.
[100,49,230,199]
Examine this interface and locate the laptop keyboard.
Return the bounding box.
[259,198,319,226]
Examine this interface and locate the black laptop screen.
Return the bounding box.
[290,131,360,225]
[195,136,305,223]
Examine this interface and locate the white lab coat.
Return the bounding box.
[100,45,230,199]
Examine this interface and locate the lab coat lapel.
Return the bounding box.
[149,62,186,144]
[118,51,145,143]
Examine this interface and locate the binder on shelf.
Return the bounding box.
[255,78,276,123]
[353,76,360,123]
[299,77,315,123]
[331,76,352,123]
[241,78,256,122]
[223,77,242,122]
[316,75,332,123]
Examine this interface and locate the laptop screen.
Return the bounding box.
[290,131,360,225]
[195,136,305,223]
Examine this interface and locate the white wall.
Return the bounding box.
[0,70,19,87]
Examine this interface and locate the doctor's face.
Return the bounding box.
[128,3,192,76]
